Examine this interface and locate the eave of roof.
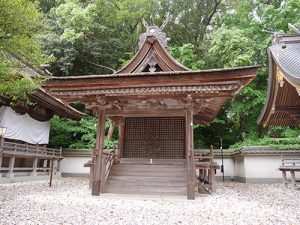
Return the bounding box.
[258,34,300,127]
[269,40,300,86]
[257,51,277,126]
[6,54,85,120]
[31,88,85,121]
[46,65,260,81]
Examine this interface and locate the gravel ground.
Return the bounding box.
[0,177,299,225]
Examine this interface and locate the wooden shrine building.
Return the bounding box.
[0,54,84,182]
[43,25,259,199]
[258,28,300,127]
[258,26,300,189]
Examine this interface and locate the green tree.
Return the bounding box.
[42,0,159,76]
[208,27,256,68]
[49,115,118,149]
[45,0,300,149]
[0,0,51,104]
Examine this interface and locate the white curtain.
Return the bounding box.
[0,106,50,144]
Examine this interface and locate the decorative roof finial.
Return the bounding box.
[288,22,300,34]
[150,14,154,26]
[139,14,171,49]
[142,18,148,28]
[160,12,171,31]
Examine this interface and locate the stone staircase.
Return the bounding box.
[105,158,187,196]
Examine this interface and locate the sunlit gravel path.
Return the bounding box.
[0,177,299,225]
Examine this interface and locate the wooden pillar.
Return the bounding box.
[31,157,38,176]
[186,107,195,200]
[89,149,96,189]
[0,153,2,179]
[57,159,62,176]
[282,171,288,187]
[49,159,54,187]
[7,156,15,178]
[118,117,125,160]
[209,146,216,193]
[43,159,48,172]
[100,156,106,192]
[92,110,106,196]
[290,171,296,189]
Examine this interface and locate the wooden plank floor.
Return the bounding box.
[105,158,187,196]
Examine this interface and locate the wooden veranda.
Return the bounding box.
[43,25,259,199]
[0,141,62,181]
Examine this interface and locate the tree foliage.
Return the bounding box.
[3,0,299,149]
[49,115,118,149]
[0,0,51,104]
[44,0,300,149]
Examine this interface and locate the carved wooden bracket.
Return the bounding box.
[276,67,285,87]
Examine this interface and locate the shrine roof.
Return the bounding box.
[5,53,84,121]
[270,34,300,84]
[42,25,259,125]
[258,33,300,127]
[47,65,260,80]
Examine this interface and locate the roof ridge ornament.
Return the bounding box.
[139,15,170,49]
[138,25,168,49]
[288,22,300,34]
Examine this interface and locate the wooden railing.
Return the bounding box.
[279,155,300,189]
[2,141,62,158]
[194,147,220,194]
[84,149,116,191]
[102,150,116,185]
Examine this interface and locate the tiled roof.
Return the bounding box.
[270,36,300,84]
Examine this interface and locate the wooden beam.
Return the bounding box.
[63,93,233,103]
[106,109,186,117]
[92,110,106,196]
[185,107,195,200]
[275,106,300,114]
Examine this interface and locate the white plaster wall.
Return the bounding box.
[61,154,293,182]
[61,157,90,175]
[234,156,246,178]
[244,155,283,179]
[214,158,235,178]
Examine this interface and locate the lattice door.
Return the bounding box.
[124,117,185,159]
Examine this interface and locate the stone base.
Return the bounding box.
[0,174,61,184]
[62,173,89,177]
[215,176,283,184]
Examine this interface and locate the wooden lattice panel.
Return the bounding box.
[124,117,185,159]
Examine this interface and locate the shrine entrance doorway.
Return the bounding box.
[123,117,185,159]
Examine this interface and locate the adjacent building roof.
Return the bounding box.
[258,34,300,127]
[3,53,84,121]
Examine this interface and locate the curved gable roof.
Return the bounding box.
[117,26,190,74]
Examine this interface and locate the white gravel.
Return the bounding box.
[0,177,299,225]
